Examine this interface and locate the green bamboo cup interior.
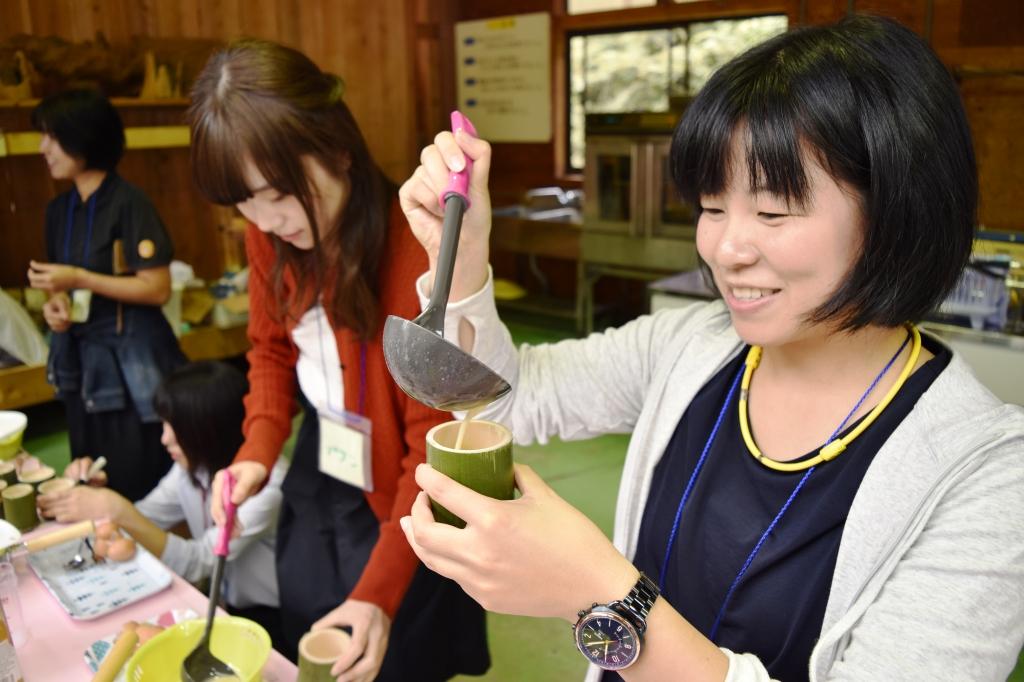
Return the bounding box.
[298,628,351,682]
[37,477,76,519]
[426,420,514,528]
[2,483,38,532]
[0,461,16,487]
[17,465,55,490]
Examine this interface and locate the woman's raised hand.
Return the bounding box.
[398,126,493,303]
[401,463,639,623]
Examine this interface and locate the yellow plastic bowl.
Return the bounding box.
[125,616,270,682]
[0,412,27,461]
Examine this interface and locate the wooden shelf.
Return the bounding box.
[0,324,250,410]
[0,364,54,410]
[0,98,191,109]
[177,324,250,362]
[1,125,189,157]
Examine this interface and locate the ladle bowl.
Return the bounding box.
[382,111,510,412]
[383,315,510,411]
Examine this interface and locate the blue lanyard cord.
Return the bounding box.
[658,367,744,593]
[314,305,367,416]
[660,331,913,641]
[63,192,98,267]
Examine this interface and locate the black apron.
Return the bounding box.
[276,400,490,679]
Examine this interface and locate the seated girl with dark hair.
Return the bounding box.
[39,361,287,650]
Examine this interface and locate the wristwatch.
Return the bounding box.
[572,572,659,671]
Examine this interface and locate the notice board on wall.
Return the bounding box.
[455,12,551,143]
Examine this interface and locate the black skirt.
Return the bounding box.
[63,390,170,502]
[275,402,490,679]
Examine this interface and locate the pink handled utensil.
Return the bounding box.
[181,470,238,681]
[382,112,511,412]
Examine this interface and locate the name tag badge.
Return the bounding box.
[70,289,92,323]
[318,410,373,491]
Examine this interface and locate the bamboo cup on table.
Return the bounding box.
[2,484,37,532]
[17,465,54,491]
[37,477,76,519]
[425,420,514,528]
[0,461,16,487]
[298,628,351,682]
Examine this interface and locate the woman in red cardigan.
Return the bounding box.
[187,39,489,681]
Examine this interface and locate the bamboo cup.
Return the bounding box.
[425,420,514,528]
[298,628,351,682]
[17,465,55,491]
[0,461,16,487]
[37,477,76,519]
[2,484,37,532]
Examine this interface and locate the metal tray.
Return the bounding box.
[28,537,172,620]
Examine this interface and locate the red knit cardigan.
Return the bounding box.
[236,200,445,618]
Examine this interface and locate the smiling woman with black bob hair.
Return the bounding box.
[398,15,1024,682]
[671,16,976,330]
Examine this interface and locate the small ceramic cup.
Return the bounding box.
[2,483,38,532]
[17,465,55,491]
[425,419,514,528]
[0,461,17,487]
[298,628,351,682]
[37,477,76,519]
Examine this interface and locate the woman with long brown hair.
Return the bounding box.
[188,39,489,681]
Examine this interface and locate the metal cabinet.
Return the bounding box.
[578,131,698,333]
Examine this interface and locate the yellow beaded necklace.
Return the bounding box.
[738,324,922,472]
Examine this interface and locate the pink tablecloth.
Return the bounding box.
[12,523,296,681]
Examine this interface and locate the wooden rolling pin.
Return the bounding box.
[91,622,138,682]
[0,520,95,557]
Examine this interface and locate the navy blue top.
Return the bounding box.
[603,333,950,681]
[44,172,174,333]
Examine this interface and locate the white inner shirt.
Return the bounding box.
[292,302,345,415]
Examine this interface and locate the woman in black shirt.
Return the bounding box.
[29,90,184,501]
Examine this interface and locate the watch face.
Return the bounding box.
[575,608,640,670]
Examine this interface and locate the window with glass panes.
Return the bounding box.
[567,15,788,171]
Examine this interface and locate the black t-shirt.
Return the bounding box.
[44,172,174,330]
[603,334,950,682]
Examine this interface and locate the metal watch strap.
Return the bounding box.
[615,572,659,635]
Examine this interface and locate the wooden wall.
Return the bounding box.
[0,0,418,182]
[416,0,1024,230]
[2,0,1021,288]
[0,0,419,286]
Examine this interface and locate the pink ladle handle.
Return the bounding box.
[440,111,477,209]
[215,469,237,557]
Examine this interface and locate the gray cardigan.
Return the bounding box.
[431,275,1024,681]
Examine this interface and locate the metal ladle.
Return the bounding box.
[383,112,511,412]
[181,471,238,681]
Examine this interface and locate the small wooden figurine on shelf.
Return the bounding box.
[0,51,39,102]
